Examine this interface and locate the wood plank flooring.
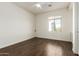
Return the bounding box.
[0,37,77,56]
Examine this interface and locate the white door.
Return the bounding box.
[77,2,79,54]
[73,2,78,54]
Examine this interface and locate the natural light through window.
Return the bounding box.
[48,16,62,32]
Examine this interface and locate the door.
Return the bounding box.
[73,2,78,54]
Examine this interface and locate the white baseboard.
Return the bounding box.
[36,36,72,42]
[0,34,34,49]
[35,32,72,42]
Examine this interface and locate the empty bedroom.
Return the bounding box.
[0,2,78,56]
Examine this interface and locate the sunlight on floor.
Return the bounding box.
[46,43,63,56]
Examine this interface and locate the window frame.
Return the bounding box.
[48,16,62,32]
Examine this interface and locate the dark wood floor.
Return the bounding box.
[0,37,77,56]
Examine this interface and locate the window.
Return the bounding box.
[48,16,62,32]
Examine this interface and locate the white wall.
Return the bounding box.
[36,8,72,42]
[0,3,35,48]
[0,2,73,49]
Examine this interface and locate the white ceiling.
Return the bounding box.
[14,2,70,14]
